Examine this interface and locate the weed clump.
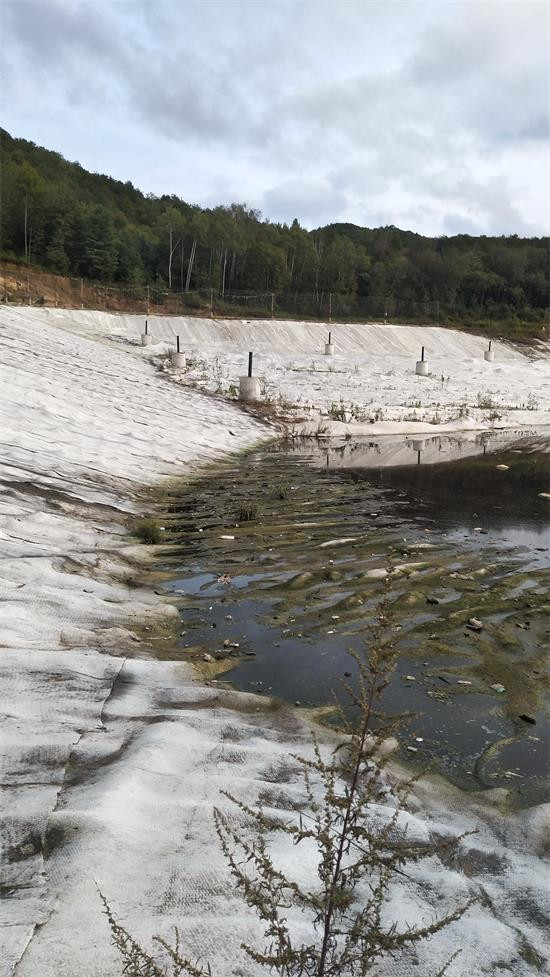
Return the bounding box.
[328,401,346,421]
[237,502,259,522]
[273,482,291,500]
[134,517,162,544]
[476,391,497,410]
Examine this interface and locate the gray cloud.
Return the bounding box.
[2,0,548,235]
[261,179,348,227]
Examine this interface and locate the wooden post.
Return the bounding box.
[421,346,425,361]
[248,351,253,377]
[176,335,180,353]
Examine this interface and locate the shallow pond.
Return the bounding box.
[158,427,550,804]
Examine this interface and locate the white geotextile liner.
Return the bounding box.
[8,306,521,357]
[1,307,549,977]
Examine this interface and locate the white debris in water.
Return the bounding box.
[319,536,358,547]
[0,306,549,977]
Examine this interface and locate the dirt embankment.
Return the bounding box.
[0,261,209,316]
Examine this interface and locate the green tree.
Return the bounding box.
[82,204,119,280]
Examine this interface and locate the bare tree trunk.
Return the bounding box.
[168,230,182,291]
[180,242,185,293]
[288,252,295,281]
[185,238,197,292]
[24,193,28,262]
[221,248,227,297]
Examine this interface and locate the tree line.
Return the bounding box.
[1,128,548,334]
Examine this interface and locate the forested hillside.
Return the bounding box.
[1,128,548,333]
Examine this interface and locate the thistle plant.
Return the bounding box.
[105,561,474,977]
[212,573,474,975]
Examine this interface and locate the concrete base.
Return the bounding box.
[170,351,187,369]
[484,350,495,362]
[325,343,335,356]
[415,360,429,376]
[412,439,425,452]
[141,334,154,347]
[239,376,261,401]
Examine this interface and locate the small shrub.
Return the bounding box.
[328,401,346,421]
[273,482,290,500]
[237,503,259,522]
[134,518,162,544]
[348,402,367,422]
[476,391,497,410]
[370,406,385,422]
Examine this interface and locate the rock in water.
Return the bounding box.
[467,617,483,631]
[288,571,315,589]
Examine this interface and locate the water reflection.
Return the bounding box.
[295,429,550,538]
[298,427,550,470]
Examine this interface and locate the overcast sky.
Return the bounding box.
[2,0,548,236]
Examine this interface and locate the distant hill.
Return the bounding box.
[1,128,548,336]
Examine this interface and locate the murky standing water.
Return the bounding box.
[157,428,550,805]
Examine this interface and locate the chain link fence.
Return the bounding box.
[0,262,440,324]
